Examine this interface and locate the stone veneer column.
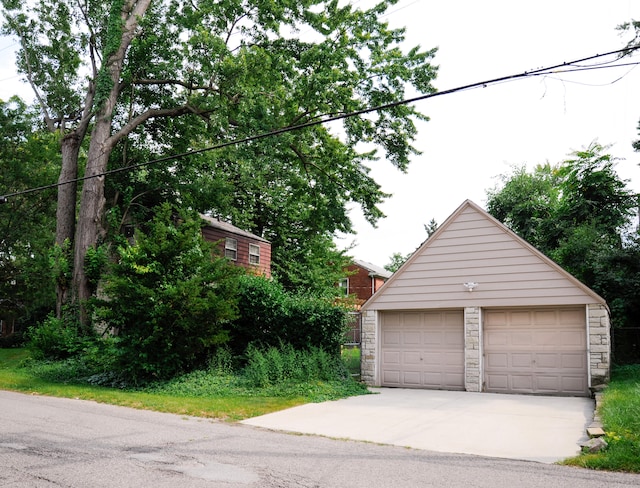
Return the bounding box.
[588,304,611,388]
[464,307,481,392]
[360,310,378,386]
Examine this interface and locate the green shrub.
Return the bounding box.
[243,344,349,387]
[0,332,25,348]
[230,275,349,357]
[26,313,84,360]
[208,346,236,375]
[95,204,242,382]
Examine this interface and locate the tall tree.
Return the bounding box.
[0,97,59,326]
[486,142,638,327]
[2,0,438,322]
[2,0,96,311]
[486,163,563,254]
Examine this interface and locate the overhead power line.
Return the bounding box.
[1,45,639,204]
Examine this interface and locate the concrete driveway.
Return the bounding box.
[242,388,594,463]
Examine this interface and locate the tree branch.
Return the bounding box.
[131,78,221,93]
[8,19,56,132]
[107,105,208,149]
[225,13,249,46]
[288,143,348,191]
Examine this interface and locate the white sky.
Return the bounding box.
[1,1,640,268]
[337,0,640,267]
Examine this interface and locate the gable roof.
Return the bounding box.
[362,200,606,311]
[352,259,393,279]
[200,215,270,243]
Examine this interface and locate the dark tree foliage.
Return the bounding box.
[486,163,563,254]
[591,238,640,329]
[230,274,349,358]
[487,142,639,329]
[0,97,59,330]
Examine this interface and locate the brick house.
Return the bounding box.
[340,259,392,307]
[200,215,271,278]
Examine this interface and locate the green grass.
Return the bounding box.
[342,345,361,378]
[561,364,640,472]
[0,348,369,421]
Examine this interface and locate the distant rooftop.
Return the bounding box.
[200,214,270,243]
[353,259,392,279]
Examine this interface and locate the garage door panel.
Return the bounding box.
[485,373,508,391]
[384,313,401,326]
[532,310,556,325]
[534,331,557,346]
[510,374,534,391]
[445,331,464,347]
[560,330,585,347]
[403,352,422,365]
[382,351,400,364]
[382,370,401,386]
[511,331,533,346]
[424,313,444,326]
[486,352,508,368]
[403,331,421,345]
[536,353,560,369]
[561,376,588,394]
[444,373,465,388]
[424,331,443,345]
[444,352,464,367]
[444,312,463,326]
[559,309,584,323]
[511,353,533,368]
[485,331,509,346]
[422,352,441,365]
[404,313,421,326]
[484,307,588,396]
[486,311,507,326]
[403,371,422,385]
[511,311,532,325]
[381,310,464,390]
[423,373,444,387]
[382,331,401,346]
[534,375,560,392]
[561,353,586,369]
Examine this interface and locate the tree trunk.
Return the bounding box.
[71,0,153,328]
[72,117,112,328]
[55,133,81,317]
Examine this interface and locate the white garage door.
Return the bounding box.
[484,308,588,396]
[380,310,464,390]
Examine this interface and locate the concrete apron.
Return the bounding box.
[241,388,594,463]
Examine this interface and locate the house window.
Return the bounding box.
[249,244,260,265]
[339,278,349,296]
[225,238,237,260]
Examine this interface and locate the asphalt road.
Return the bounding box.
[1,390,637,488]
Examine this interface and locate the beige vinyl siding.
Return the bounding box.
[366,203,602,311]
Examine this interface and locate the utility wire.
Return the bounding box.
[1,45,639,204]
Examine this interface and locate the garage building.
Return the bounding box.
[360,200,610,397]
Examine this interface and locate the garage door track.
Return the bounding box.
[242,388,594,463]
